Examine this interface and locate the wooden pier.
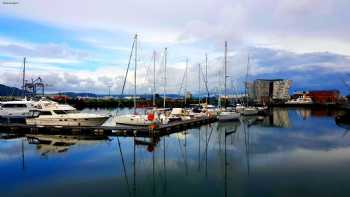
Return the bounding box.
[0,116,217,137]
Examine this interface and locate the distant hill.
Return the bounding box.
[58,92,98,98]
[0,84,24,96]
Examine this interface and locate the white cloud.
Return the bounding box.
[2,0,350,54]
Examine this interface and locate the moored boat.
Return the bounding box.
[241,106,259,116]
[26,108,109,127]
[218,110,240,121]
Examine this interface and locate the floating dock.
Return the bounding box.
[0,116,217,137]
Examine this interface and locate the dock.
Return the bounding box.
[0,116,217,137]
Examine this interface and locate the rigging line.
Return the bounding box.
[121,37,136,97]
[177,66,187,96]
[116,36,136,115]
[200,66,210,98]
[116,137,132,197]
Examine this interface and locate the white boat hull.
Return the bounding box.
[26,116,109,127]
[115,114,159,126]
[218,111,240,121]
[241,107,259,116]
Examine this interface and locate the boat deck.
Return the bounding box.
[0,116,217,137]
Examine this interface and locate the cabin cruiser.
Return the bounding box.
[0,100,36,123]
[26,108,109,127]
[286,96,313,105]
[0,98,74,121]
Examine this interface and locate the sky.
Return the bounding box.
[0,0,349,95]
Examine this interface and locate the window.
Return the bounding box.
[2,104,27,108]
[54,110,67,114]
[65,110,77,114]
[40,111,52,116]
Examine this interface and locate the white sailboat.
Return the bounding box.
[115,35,160,126]
[218,41,240,121]
[241,55,258,116]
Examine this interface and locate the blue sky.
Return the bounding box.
[0,0,349,95]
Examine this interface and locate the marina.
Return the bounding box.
[0,115,218,137]
[1,107,350,197]
[1,1,350,196]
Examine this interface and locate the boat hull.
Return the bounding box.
[115,115,159,126]
[218,112,240,121]
[26,116,109,127]
[241,108,259,116]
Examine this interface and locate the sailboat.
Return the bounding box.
[218,41,240,121]
[115,35,160,126]
[240,55,258,116]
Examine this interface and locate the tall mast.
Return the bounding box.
[245,54,250,107]
[198,63,201,104]
[153,50,156,107]
[224,41,228,108]
[134,34,138,114]
[184,58,188,106]
[205,53,208,105]
[163,48,167,108]
[22,57,26,98]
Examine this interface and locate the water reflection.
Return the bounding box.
[1,108,350,197]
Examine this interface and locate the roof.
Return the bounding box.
[255,79,287,82]
[309,90,340,93]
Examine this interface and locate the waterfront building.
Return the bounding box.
[248,79,292,104]
[308,90,340,104]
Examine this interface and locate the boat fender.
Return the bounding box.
[147,113,155,121]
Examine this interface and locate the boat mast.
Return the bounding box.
[198,63,201,104]
[184,58,188,106]
[134,34,138,114]
[224,41,228,108]
[245,54,250,107]
[163,48,167,108]
[153,50,156,107]
[205,53,208,105]
[22,57,26,98]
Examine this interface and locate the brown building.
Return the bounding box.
[307,90,340,104]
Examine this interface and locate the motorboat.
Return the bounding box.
[241,106,259,116]
[218,110,240,121]
[286,96,313,105]
[26,108,109,127]
[0,99,36,123]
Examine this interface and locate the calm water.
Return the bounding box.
[1,108,350,197]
